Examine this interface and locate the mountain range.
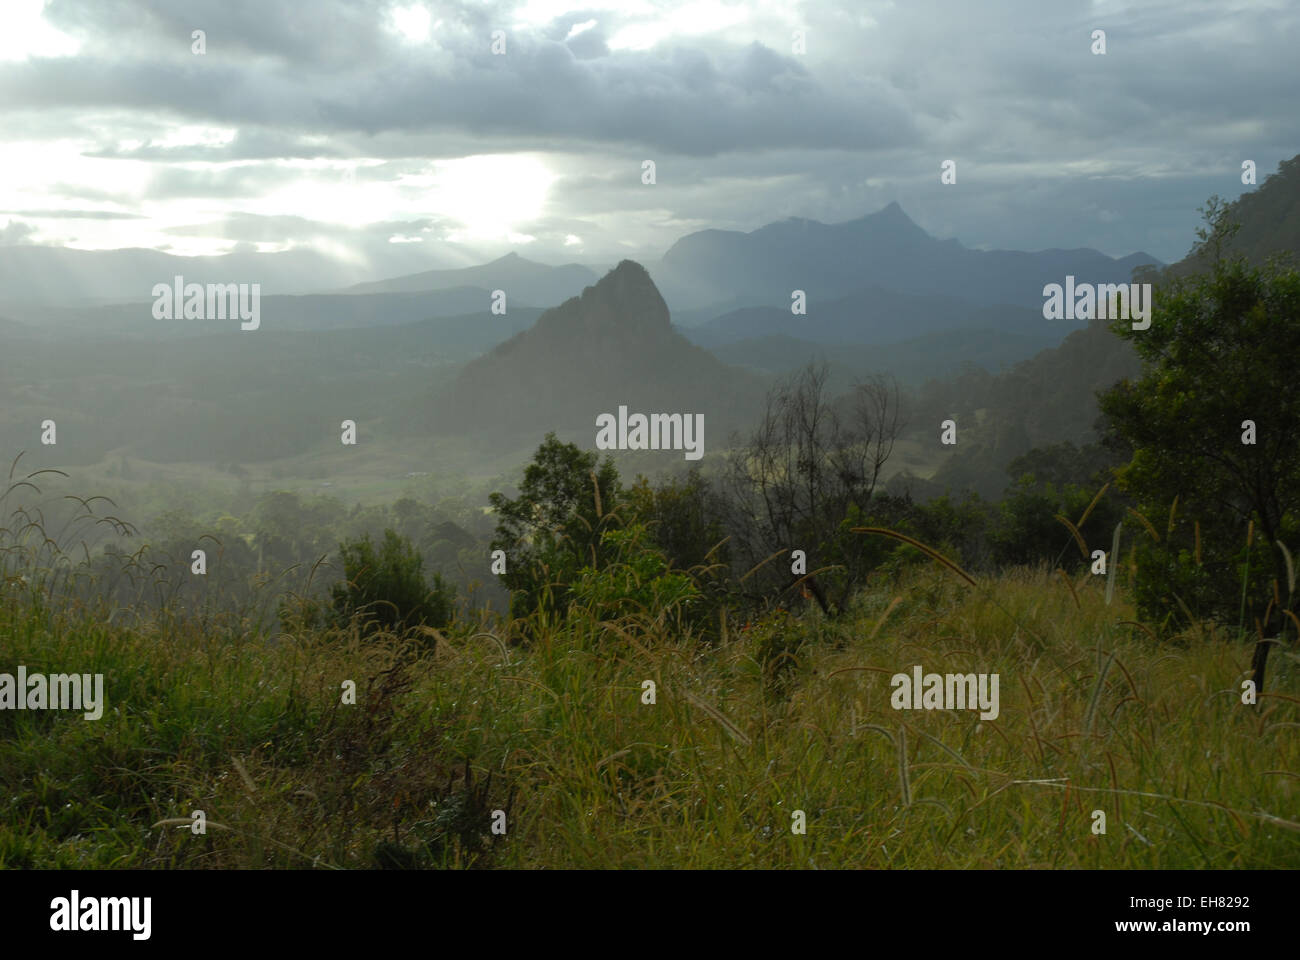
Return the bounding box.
[7,161,1291,485]
[651,201,1160,314]
[1,202,1159,346]
[0,244,367,307]
[0,252,595,339]
[342,252,597,305]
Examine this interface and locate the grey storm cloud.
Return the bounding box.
[3,0,915,156]
[5,1,1296,161]
[0,0,1296,266]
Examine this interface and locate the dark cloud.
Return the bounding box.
[3,1,915,156]
[0,0,1295,268]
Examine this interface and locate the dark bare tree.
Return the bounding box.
[725,362,906,615]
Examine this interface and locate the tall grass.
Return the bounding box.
[0,467,1296,868]
[2,562,1295,866]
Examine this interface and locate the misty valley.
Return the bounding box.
[0,2,1296,896]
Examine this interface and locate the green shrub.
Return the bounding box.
[570,523,700,626]
[330,529,455,640]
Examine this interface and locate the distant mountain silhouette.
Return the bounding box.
[7,253,598,337]
[682,284,1051,349]
[653,201,1161,313]
[0,247,594,315]
[342,252,598,306]
[432,260,764,446]
[0,244,370,306]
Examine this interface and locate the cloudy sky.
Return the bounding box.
[1,0,1297,278]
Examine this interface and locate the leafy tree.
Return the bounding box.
[330,529,455,639]
[489,433,623,620]
[625,469,729,572]
[989,443,1127,572]
[990,478,1109,571]
[1098,241,1300,691]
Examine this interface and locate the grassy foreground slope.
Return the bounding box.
[2,559,1295,869]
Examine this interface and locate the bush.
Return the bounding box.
[330,529,455,640]
[570,523,700,627]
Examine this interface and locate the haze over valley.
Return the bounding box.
[2,0,1297,882]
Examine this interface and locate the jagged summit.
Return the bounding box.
[601,258,657,286]
[533,259,671,339]
[588,259,664,305]
[870,200,916,226]
[658,199,1162,310]
[433,259,762,439]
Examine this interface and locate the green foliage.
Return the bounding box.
[907,492,994,571]
[747,607,804,693]
[991,478,1116,571]
[624,469,728,572]
[2,460,1297,870]
[373,758,513,869]
[571,523,701,625]
[725,364,909,614]
[1006,441,1121,492]
[5,550,1296,869]
[330,529,455,639]
[624,469,733,641]
[488,433,623,621]
[1099,250,1300,637]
